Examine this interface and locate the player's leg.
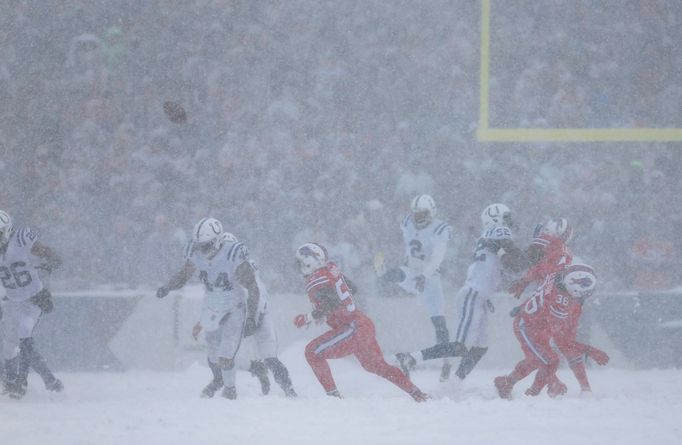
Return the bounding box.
[304,324,358,396]
[252,310,296,397]
[423,276,452,381]
[7,301,42,398]
[248,360,270,395]
[566,354,591,392]
[452,286,478,355]
[201,357,224,398]
[19,337,62,392]
[1,303,19,395]
[209,307,245,400]
[352,318,428,401]
[525,358,559,396]
[546,372,568,397]
[494,358,537,399]
[454,293,490,380]
[513,319,559,396]
[556,340,593,392]
[495,318,548,399]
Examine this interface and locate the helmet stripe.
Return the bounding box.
[195,218,208,240]
[230,242,244,261]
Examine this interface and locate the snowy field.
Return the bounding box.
[2,340,681,445]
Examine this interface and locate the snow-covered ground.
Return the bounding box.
[2,341,681,445]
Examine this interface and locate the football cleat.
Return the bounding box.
[45,378,64,392]
[524,384,543,397]
[547,380,567,398]
[409,388,430,402]
[395,352,416,378]
[494,376,514,400]
[221,386,237,400]
[7,379,27,400]
[326,389,342,398]
[201,380,224,398]
[283,385,298,398]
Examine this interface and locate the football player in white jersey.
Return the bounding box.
[156,218,295,399]
[0,210,63,399]
[396,204,527,381]
[377,194,454,381]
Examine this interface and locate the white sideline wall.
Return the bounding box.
[90,285,627,371]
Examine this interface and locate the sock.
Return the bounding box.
[264,357,293,389]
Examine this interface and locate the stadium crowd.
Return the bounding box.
[0,0,680,292]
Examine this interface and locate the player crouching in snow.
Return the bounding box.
[294,243,428,401]
[494,263,609,399]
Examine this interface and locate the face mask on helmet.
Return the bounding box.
[0,210,13,247]
[296,243,328,275]
[411,195,436,229]
[193,218,224,257]
[481,203,512,230]
[561,264,596,301]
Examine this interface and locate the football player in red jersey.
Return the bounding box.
[508,217,574,300]
[293,243,428,401]
[495,264,608,399]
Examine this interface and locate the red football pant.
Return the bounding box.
[304,316,417,395]
[507,317,559,390]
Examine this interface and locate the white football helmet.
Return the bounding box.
[541,217,573,244]
[561,263,596,300]
[0,210,13,246]
[296,243,328,275]
[410,194,436,229]
[193,217,225,257]
[481,203,512,229]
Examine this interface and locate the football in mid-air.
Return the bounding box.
[163,101,187,124]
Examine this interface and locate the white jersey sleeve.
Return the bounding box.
[226,241,249,264]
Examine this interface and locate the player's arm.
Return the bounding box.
[157,260,195,298]
[498,239,529,273]
[31,241,62,272]
[236,261,260,335]
[293,285,341,328]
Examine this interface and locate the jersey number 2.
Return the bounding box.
[409,240,425,260]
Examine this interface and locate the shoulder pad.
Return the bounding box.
[227,242,249,263]
[402,215,411,228]
[17,227,38,248]
[327,263,341,278]
[433,221,452,239]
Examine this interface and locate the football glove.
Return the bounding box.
[293,313,311,328]
[30,289,54,314]
[156,286,169,299]
[508,279,528,299]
